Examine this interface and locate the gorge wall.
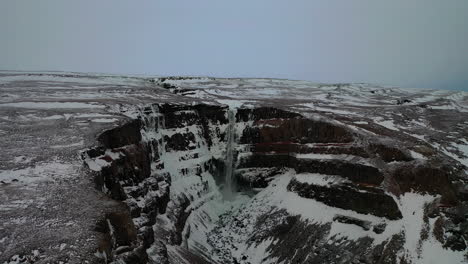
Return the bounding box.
[83,103,468,264]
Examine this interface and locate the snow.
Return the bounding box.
[409,150,426,160]
[2,72,467,263]
[84,150,124,172]
[91,118,119,123]
[243,171,463,263]
[43,115,64,120]
[376,119,399,131]
[216,99,249,109]
[398,193,436,260]
[74,113,114,118]
[294,173,349,186]
[241,238,279,264]
[296,153,350,160]
[59,243,67,251]
[0,102,106,109]
[436,140,468,168]
[0,161,75,184]
[274,173,385,227]
[354,121,368,125]
[50,140,84,149]
[294,153,373,167]
[85,158,111,172]
[418,218,466,264]
[12,156,33,164]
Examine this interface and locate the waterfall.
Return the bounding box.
[224,109,236,199]
[138,105,167,172]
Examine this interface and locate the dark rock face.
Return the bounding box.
[97,144,152,201]
[95,210,145,263]
[333,215,372,230]
[167,193,192,245]
[158,104,228,129]
[236,107,301,122]
[236,167,286,188]
[369,143,413,162]
[288,178,402,220]
[239,154,384,185]
[98,119,142,149]
[393,165,458,204]
[295,159,384,185]
[240,118,354,144]
[85,122,158,262]
[373,223,387,234]
[164,132,196,151]
[106,211,138,248]
[85,103,231,263]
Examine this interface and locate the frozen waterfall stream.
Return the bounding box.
[223,109,236,200]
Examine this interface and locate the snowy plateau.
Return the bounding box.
[0,72,468,264]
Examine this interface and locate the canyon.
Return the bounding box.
[1,72,468,263]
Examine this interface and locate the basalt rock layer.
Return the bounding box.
[84,103,467,263]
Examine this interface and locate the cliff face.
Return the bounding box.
[84,103,467,264]
[1,73,467,264]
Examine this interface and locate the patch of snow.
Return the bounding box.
[91,118,119,123]
[354,121,368,125]
[398,193,436,261]
[216,99,249,109]
[409,150,426,160]
[418,218,467,264]
[12,156,33,164]
[84,150,124,172]
[294,173,349,186]
[50,140,84,149]
[59,243,67,251]
[0,161,76,184]
[376,119,399,131]
[0,102,106,109]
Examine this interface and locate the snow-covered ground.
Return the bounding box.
[1,72,467,263]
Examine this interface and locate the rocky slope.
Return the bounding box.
[1,72,467,263]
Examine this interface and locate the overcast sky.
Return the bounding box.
[1,1,467,91]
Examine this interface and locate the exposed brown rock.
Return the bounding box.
[288,178,402,219]
[239,154,384,185]
[241,118,354,144]
[392,165,458,204]
[369,143,413,162]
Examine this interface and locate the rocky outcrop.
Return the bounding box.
[84,126,160,262]
[236,107,301,122]
[84,103,232,263]
[239,155,383,186]
[94,208,147,263]
[393,165,458,204]
[288,178,402,219]
[246,209,404,264]
[369,143,413,162]
[98,119,142,149]
[240,118,354,144]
